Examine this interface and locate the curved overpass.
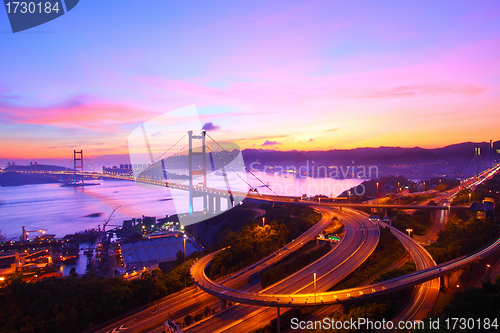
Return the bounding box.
[387,223,440,324]
[191,225,500,308]
[187,208,380,333]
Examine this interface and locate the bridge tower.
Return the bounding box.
[73,150,84,185]
[475,147,480,176]
[188,130,207,215]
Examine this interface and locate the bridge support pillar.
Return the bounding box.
[216,196,221,213]
[227,197,233,209]
[220,298,227,310]
[341,303,349,315]
[442,274,450,290]
[208,195,214,213]
[277,307,280,333]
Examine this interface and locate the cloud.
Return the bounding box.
[355,84,486,99]
[0,95,157,131]
[309,138,314,142]
[202,122,220,131]
[322,128,339,133]
[262,140,281,146]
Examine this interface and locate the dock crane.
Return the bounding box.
[21,226,48,242]
[96,206,121,251]
[102,205,120,238]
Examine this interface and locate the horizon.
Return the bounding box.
[2,1,500,159]
[1,138,497,169]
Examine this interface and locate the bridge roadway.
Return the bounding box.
[190,230,500,309]
[384,187,457,327]
[185,208,379,333]
[386,223,440,326]
[11,170,471,211]
[92,206,336,333]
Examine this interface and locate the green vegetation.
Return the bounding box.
[373,262,416,283]
[208,205,321,279]
[427,215,498,264]
[444,276,500,319]
[391,210,433,235]
[385,193,436,205]
[0,262,194,333]
[261,241,331,289]
[308,291,413,333]
[0,203,322,333]
[413,277,500,333]
[428,177,461,192]
[451,188,483,206]
[332,227,406,291]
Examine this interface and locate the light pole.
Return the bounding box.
[405,229,413,257]
[313,271,317,316]
[262,217,265,228]
[376,182,379,208]
[469,192,472,205]
[318,197,321,206]
[397,182,400,205]
[348,191,351,204]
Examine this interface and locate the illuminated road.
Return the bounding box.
[386,224,440,325]
[190,231,500,309]
[92,207,336,333]
[187,208,380,333]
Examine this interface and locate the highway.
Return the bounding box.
[190,228,500,308]
[91,206,336,333]
[385,223,440,325]
[95,164,500,332]
[186,208,380,333]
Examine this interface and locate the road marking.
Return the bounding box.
[107,324,127,333]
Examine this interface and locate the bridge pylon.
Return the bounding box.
[188,130,207,215]
[73,150,84,185]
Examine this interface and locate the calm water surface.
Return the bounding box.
[0,173,364,239]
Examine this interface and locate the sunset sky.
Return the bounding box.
[1,1,500,161]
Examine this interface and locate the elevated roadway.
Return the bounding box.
[92,206,335,333]
[191,230,500,308]
[187,207,379,333]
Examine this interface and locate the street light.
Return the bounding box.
[262,217,265,228]
[469,192,472,204]
[313,271,317,316]
[376,182,379,208]
[406,228,413,238]
[348,191,351,204]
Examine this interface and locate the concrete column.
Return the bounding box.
[442,274,450,290]
[208,195,214,213]
[203,194,208,213]
[216,196,221,213]
[220,298,227,310]
[341,303,349,315]
[277,307,280,333]
[188,131,193,215]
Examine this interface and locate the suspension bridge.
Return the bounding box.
[5,131,499,219]
[6,131,276,218]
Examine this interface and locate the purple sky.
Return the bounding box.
[1,1,500,161]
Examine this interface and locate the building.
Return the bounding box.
[469,202,495,221]
[121,234,199,273]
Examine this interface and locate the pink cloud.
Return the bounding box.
[0,96,157,131]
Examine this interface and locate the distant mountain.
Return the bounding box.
[2,140,498,180]
[241,140,500,166]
